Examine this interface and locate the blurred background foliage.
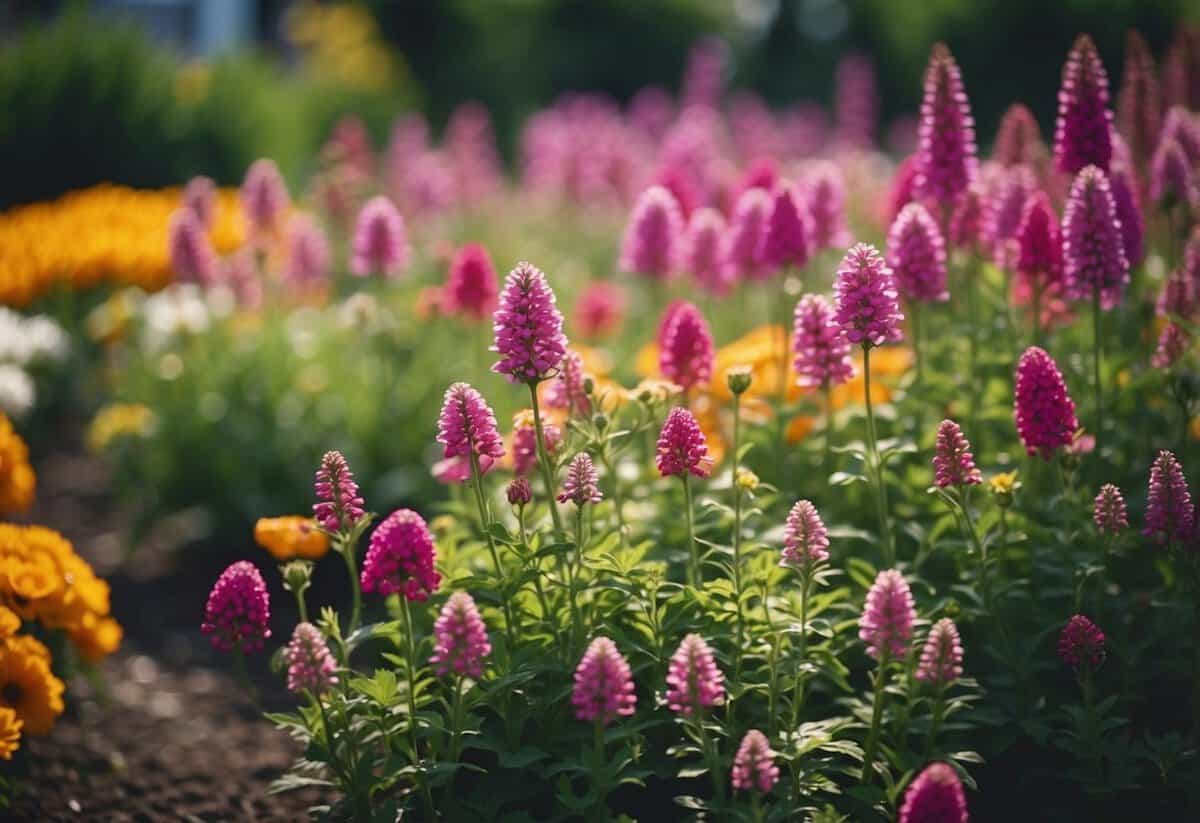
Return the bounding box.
[0,0,1196,209]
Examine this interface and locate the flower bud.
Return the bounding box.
[281,560,314,594]
[727,365,753,396]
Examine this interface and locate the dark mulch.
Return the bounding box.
[8,450,324,821]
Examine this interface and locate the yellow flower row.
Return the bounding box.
[0,412,36,515]
[0,184,245,307]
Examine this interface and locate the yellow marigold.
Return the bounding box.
[86,403,157,453]
[70,614,123,664]
[0,605,18,639]
[735,468,760,491]
[989,471,1020,495]
[0,706,21,759]
[0,637,64,735]
[0,525,113,635]
[0,412,35,515]
[254,516,330,562]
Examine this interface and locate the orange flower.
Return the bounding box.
[0,636,64,735]
[70,614,124,664]
[0,706,21,759]
[254,516,330,562]
[0,605,18,639]
[0,412,35,515]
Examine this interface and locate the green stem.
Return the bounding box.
[912,302,923,387]
[766,582,781,739]
[400,596,435,817]
[570,506,586,655]
[529,381,565,539]
[593,717,610,820]
[683,473,699,588]
[732,395,745,682]
[925,684,945,758]
[231,645,261,712]
[822,382,835,480]
[958,488,990,611]
[696,713,723,802]
[293,585,309,624]
[863,346,894,567]
[339,534,363,635]
[470,450,517,650]
[600,448,627,546]
[1092,287,1103,451]
[861,655,889,786]
[518,506,552,625]
[451,674,465,762]
[790,574,812,732]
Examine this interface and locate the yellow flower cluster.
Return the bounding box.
[0,184,245,307]
[0,412,35,515]
[287,0,404,92]
[86,403,158,454]
[254,516,330,562]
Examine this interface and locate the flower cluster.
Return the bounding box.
[492,262,569,384]
[933,419,982,488]
[284,622,338,695]
[429,592,491,679]
[780,500,830,570]
[793,294,854,389]
[558,453,604,506]
[656,407,713,478]
[833,243,905,348]
[437,383,506,468]
[1054,34,1113,174]
[1062,166,1129,308]
[572,636,637,725]
[1014,347,1078,459]
[1092,484,1128,535]
[659,301,715,391]
[665,634,725,715]
[1058,614,1106,671]
[360,509,441,602]
[1144,450,1194,544]
[899,762,969,823]
[731,729,780,794]
[915,43,978,204]
[201,560,272,653]
[887,202,948,303]
[915,618,964,686]
[313,450,367,534]
[859,569,916,661]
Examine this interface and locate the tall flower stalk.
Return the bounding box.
[780,500,830,729]
[858,569,916,784]
[657,408,714,587]
[727,367,754,678]
[312,451,368,633]
[559,453,604,655]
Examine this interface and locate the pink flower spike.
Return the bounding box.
[1014,346,1079,460]
[558,453,603,506]
[1144,450,1194,544]
[724,187,772,281]
[429,592,491,679]
[832,243,905,349]
[659,302,715,392]
[1152,322,1190,370]
[731,730,780,795]
[620,185,684,280]
[886,154,920,226]
[665,633,725,716]
[804,162,852,252]
[933,419,983,489]
[1062,166,1129,309]
[182,175,217,228]
[571,636,637,725]
[285,622,338,695]
[683,208,733,295]
[780,499,830,571]
[1055,34,1114,174]
[492,261,569,385]
[899,762,969,823]
[313,450,366,533]
[1162,106,1200,166]
[792,294,854,389]
[351,196,410,278]
[986,165,1036,269]
[168,209,219,287]
[1150,137,1195,208]
[887,202,948,303]
[241,158,290,238]
[437,382,505,466]
[1015,192,1063,291]
[1117,30,1163,171]
[360,509,441,602]
[201,561,271,653]
[656,407,713,479]
[1093,483,1129,535]
[283,214,331,289]
[760,183,812,272]
[1108,167,1145,268]
[915,618,964,686]
[915,43,978,205]
[834,52,878,150]
[445,243,499,321]
[545,350,591,417]
[994,103,1047,168]
[574,282,626,340]
[506,477,532,507]
[1058,614,1106,671]
[512,414,560,477]
[859,569,916,661]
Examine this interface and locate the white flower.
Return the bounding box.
[0,364,35,417]
[0,307,69,366]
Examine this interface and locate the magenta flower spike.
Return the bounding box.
[1144,450,1194,544]
[1162,106,1200,166]
[656,407,713,479]
[886,154,919,225]
[731,729,780,795]
[1108,167,1145,268]
[201,561,271,653]
[659,301,715,392]
[571,636,637,725]
[1062,166,1130,308]
[545,350,591,417]
[506,477,533,507]
[619,185,684,280]
[1150,137,1195,208]
[948,180,985,253]
[168,208,219,286]
[283,214,332,289]
[804,162,852,252]
[241,158,290,238]
[933,420,983,489]
[760,183,812,272]
[1055,35,1114,174]
[1058,614,1106,671]
[780,499,830,570]
[574,281,626,340]
[915,43,978,206]
[994,102,1047,168]
[887,202,949,303]
[898,762,969,823]
[859,569,916,661]
[1093,483,1129,535]
[682,208,732,295]
[429,592,492,679]
[313,450,366,534]
[1016,192,1064,290]
[512,416,561,477]
[360,509,441,602]
[834,52,878,150]
[986,165,1036,269]
[437,382,506,474]
[1014,346,1079,460]
[832,242,905,348]
[1117,30,1163,171]
[445,243,499,321]
[793,294,854,389]
[1152,322,1190,370]
[351,196,410,278]
[915,618,964,687]
[182,175,217,228]
[558,453,603,506]
[665,633,726,716]
[723,186,772,281]
[492,261,569,385]
[285,622,338,695]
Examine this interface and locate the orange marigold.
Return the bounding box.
[0,706,21,759]
[0,412,35,514]
[254,516,330,562]
[0,636,64,735]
